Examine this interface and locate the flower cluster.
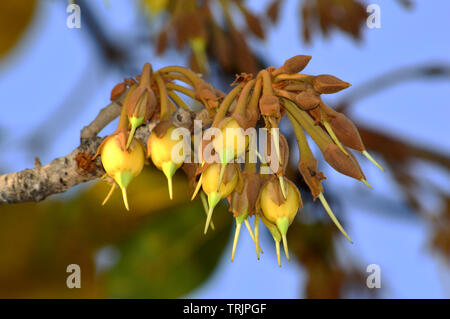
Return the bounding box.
[95,56,384,266]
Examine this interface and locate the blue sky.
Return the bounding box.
[0,0,449,298]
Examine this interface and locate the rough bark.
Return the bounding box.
[0,122,156,204]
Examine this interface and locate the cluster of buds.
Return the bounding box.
[94,56,384,266]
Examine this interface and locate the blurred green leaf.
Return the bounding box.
[102,200,232,298]
[0,166,232,298]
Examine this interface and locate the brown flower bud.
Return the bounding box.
[295,91,320,110]
[313,75,351,94]
[283,82,308,92]
[322,144,363,180]
[281,55,312,74]
[127,87,153,119]
[329,112,365,151]
[259,94,280,117]
[347,149,366,180]
[110,82,126,101]
[230,171,261,217]
[244,172,262,215]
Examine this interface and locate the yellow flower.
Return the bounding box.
[202,163,239,234]
[258,178,301,265]
[100,134,145,210]
[148,125,184,199]
[212,118,249,165]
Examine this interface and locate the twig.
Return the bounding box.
[80,99,123,140]
[0,100,195,204]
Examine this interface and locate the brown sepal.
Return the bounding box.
[280,55,312,74]
[244,171,262,215]
[295,91,321,110]
[195,81,219,111]
[224,164,242,189]
[313,74,351,94]
[283,82,309,92]
[110,82,126,101]
[328,112,365,151]
[322,144,363,180]
[265,176,286,206]
[153,118,173,139]
[230,189,247,218]
[256,178,303,213]
[267,133,290,176]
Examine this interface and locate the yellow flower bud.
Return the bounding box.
[260,179,300,225]
[201,163,239,234]
[258,178,302,263]
[212,118,249,165]
[202,163,238,198]
[100,134,145,210]
[148,125,183,199]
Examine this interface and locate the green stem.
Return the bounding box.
[286,110,314,162]
[233,79,256,117]
[212,85,242,127]
[200,191,215,230]
[162,73,193,86]
[259,69,274,95]
[273,73,312,83]
[165,83,197,99]
[168,90,191,110]
[282,98,332,151]
[247,77,262,114]
[117,85,137,131]
[155,73,171,119]
[157,66,203,86]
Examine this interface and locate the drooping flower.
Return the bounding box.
[257,177,302,266]
[98,132,145,211]
[201,163,240,234]
[147,124,184,200]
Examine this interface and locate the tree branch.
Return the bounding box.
[0,94,201,204]
[80,100,122,140]
[0,119,158,204]
[0,136,104,204]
